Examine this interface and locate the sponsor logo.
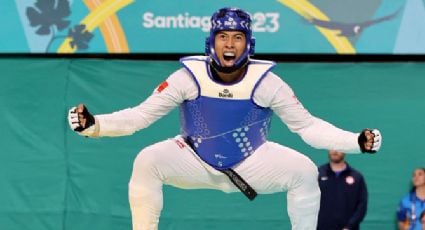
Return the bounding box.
[223,17,237,27]
[174,139,185,149]
[219,88,233,98]
[214,154,227,159]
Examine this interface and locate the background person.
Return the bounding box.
[317,150,368,230]
[397,168,425,230]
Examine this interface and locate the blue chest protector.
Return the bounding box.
[179,56,275,170]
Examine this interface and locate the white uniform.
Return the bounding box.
[91,57,361,230]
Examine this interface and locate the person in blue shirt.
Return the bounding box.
[317,150,368,230]
[397,168,425,230]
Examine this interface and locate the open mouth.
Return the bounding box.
[223,52,236,61]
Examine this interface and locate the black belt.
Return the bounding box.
[184,138,257,201]
[220,168,257,201]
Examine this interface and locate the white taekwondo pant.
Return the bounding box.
[128,136,320,230]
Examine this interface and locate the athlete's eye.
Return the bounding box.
[217,33,227,40]
[235,35,244,40]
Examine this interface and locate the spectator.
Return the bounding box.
[317,150,368,230]
[397,168,425,230]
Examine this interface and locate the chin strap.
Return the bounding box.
[210,57,249,74]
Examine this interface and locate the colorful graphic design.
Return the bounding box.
[1,0,421,54]
[277,0,403,53]
[83,0,129,53]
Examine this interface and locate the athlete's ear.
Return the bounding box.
[249,37,255,55]
[205,37,211,55]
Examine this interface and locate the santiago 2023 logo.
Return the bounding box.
[142,11,280,33]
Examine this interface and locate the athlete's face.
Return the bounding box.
[214,31,246,67]
[412,168,425,188]
[328,150,345,164]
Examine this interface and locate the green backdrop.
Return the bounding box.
[0,58,424,230]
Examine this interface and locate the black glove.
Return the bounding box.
[68,104,95,132]
[358,128,382,154]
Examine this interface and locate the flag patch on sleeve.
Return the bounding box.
[156,81,169,93]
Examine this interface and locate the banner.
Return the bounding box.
[1,0,424,54]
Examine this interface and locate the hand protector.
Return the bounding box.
[68,105,96,136]
[358,129,382,153]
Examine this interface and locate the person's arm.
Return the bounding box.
[345,174,368,229]
[396,198,410,230]
[69,68,197,137]
[254,73,361,153]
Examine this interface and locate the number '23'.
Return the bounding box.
[252,12,280,33]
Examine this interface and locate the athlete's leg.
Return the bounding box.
[128,136,236,230]
[234,142,320,230]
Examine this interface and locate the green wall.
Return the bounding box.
[0,58,424,229]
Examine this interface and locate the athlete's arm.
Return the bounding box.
[83,68,197,137]
[253,73,361,153]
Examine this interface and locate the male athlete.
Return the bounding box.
[68,7,382,230]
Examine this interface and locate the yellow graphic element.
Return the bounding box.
[57,0,133,53]
[84,0,129,53]
[277,0,356,54]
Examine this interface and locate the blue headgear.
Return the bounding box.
[205,7,255,72]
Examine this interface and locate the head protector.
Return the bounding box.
[206,7,255,73]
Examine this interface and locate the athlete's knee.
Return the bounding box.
[130,146,167,189]
[305,160,319,181]
[295,157,319,183]
[133,146,166,173]
[129,149,165,203]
